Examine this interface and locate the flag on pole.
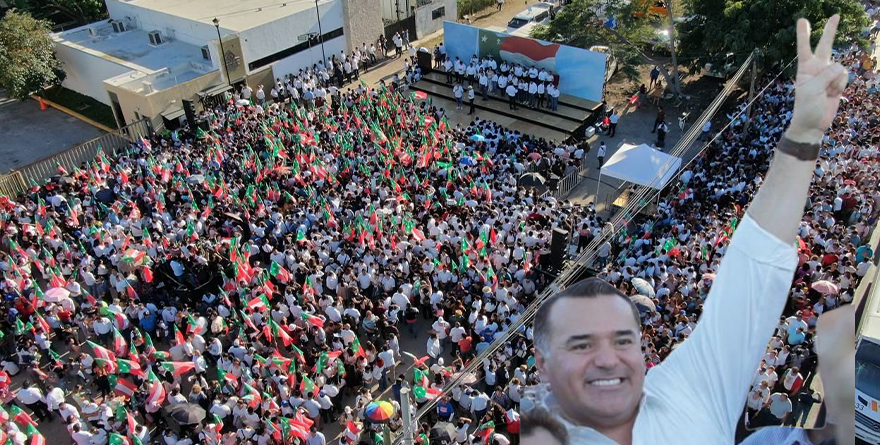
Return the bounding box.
[248,294,270,311]
[300,312,324,327]
[146,370,166,406]
[26,424,46,445]
[10,405,37,427]
[113,327,128,357]
[160,361,196,375]
[117,358,145,377]
[113,376,138,399]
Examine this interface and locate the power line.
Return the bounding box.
[391,51,799,445]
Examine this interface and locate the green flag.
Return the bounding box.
[316,351,329,374]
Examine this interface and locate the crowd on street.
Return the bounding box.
[520,42,879,431]
[0,62,613,445]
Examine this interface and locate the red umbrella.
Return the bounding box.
[413,91,428,100]
[843,179,856,185]
[527,152,542,160]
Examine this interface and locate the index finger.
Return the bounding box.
[796,18,813,64]
[815,14,840,62]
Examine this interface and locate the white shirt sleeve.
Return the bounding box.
[645,213,797,438]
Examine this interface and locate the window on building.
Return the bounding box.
[417,0,432,6]
[432,6,445,20]
[247,27,345,71]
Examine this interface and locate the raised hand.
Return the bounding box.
[787,15,849,144]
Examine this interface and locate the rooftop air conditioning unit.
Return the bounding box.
[200,45,211,61]
[142,81,153,93]
[148,30,163,46]
[87,27,98,37]
[112,21,126,33]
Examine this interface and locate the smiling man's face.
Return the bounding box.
[536,294,645,429]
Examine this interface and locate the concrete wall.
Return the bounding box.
[245,65,276,93]
[238,0,344,66]
[415,0,456,39]
[342,0,385,52]
[54,42,134,105]
[271,37,347,80]
[105,70,222,129]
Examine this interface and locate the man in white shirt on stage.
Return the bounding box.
[523,15,849,445]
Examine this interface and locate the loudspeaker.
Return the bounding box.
[548,227,568,272]
[182,99,197,128]
[417,50,433,73]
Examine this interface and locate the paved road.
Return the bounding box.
[0,90,105,174]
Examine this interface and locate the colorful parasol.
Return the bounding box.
[364,401,395,423]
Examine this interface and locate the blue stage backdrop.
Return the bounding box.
[443,21,607,103]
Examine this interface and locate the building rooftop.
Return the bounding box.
[114,0,320,32]
[55,22,212,74]
[55,22,217,93]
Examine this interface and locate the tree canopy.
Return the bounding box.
[6,0,107,28]
[0,10,65,100]
[677,0,869,72]
[530,0,661,81]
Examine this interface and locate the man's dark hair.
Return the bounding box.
[521,406,569,444]
[533,277,640,357]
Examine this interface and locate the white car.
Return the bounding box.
[506,3,554,33]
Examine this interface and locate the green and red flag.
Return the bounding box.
[217,367,239,388]
[248,294,270,311]
[159,361,196,376]
[300,312,324,328]
[146,370,165,405]
[269,261,291,283]
[113,327,127,357]
[117,358,144,377]
[108,432,131,445]
[350,337,366,358]
[10,405,37,427]
[476,421,496,444]
[299,374,317,396]
[26,424,46,445]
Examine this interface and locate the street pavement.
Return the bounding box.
[0,90,105,174]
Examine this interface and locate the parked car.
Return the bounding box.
[506,3,553,32]
[702,52,737,79]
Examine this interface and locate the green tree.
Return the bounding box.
[8,0,107,27]
[530,0,683,92]
[0,10,65,100]
[677,0,868,73]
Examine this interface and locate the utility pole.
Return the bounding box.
[743,49,758,134]
[315,0,327,64]
[400,388,414,445]
[665,0,681,98]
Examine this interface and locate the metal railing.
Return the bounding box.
[0,119,151,198]
[554,160,589,199]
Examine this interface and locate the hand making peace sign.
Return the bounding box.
[787,14,850,144]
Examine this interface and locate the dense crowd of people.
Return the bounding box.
[0,61,609,445]
[520,41,878,431]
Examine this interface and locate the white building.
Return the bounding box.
[52,0,383,129]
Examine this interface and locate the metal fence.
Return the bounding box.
[0,119,151,198]
[554,161,590,199]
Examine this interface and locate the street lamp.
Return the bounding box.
[213,18,232,87]
[314,0,326,64]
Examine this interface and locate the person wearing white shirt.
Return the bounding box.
[453,83,464,110]
[524,18,837,443]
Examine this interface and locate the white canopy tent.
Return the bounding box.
[596,143,682,198]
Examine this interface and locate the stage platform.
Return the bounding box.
[414,71,602,136]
